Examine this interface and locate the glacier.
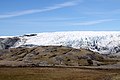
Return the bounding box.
[1,31,120,55]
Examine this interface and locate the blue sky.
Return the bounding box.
[0,0,120,36]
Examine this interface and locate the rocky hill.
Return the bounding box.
[0,46,108,67]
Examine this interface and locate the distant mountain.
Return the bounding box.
[1,31,120,56]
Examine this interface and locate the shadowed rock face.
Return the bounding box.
[0,46,106,67]
[0,37,20,49]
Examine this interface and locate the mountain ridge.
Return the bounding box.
[1,31,120,56]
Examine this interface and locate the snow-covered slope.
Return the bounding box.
[14,31,120,53]
[12,31,120,55]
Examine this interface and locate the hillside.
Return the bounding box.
[1,31,120,56]
[0,46,109,67]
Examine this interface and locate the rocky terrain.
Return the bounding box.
[0,31,120,68]
[0,46,119,67]
[0,37,20,49]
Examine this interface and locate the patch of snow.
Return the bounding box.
[0,36,14,38]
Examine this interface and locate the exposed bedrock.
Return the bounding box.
[0,37,20,49]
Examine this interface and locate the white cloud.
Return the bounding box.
[0,0,81,19]
[72,19,117,26]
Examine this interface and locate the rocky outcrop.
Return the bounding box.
[23,34,37,37]
[0,37,20,49]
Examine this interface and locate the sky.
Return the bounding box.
[0,0,120,36]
